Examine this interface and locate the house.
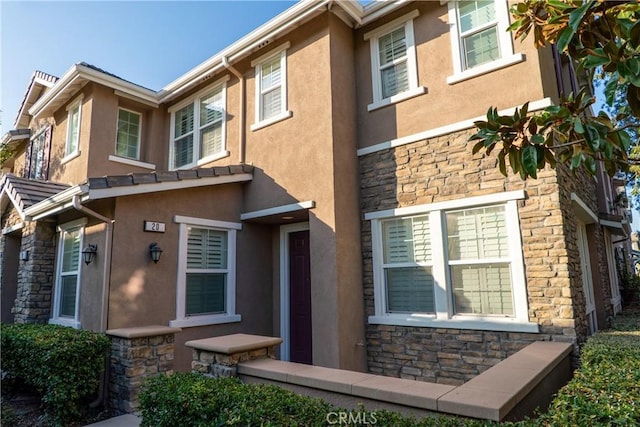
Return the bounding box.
[0,0,634,385]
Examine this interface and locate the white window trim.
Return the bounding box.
[108,155,156,170]
[115,107,142,160]
[62,95,84,164]
[364,10,425,111]
[170,215,242,328]
[367,191,538,333]
[251,42,292,131]
[447,0,524,85]
[168,76,230,170]
[50,218,87,329]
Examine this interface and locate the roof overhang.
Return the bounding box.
[23,172,252,221]
[28,63,159,120]
[14,72,57,129]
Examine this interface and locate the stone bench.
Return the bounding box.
[237,340,573,422]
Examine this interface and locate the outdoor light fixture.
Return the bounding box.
[82,244,97,265]
[149,243,163,264]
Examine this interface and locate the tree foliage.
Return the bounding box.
[470,0,640,179]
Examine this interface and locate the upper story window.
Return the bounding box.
[64,95,83,162]
[251,42,292,131]
[364,10,425,111]
[26,127,51,180]
[115,108,141,160]
[447,0,524,84]
[366,191,537,332]
[169,77,229,170]
[170,216,242,328]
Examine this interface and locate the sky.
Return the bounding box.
[0,0,296,134]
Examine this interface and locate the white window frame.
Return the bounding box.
[170,215,242,328]
[251,42,293,131]
[28,128,47,180]
[50,218,87,329]
[447,0,524,84]
[364,10,426,112]
[366,190,538,332]
[63,95,83,163]
[168,77,230,170]
[114,107,142,160]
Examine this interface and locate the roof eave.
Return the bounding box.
[23,184,87,221]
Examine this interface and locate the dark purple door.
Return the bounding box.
[289,230,312,364]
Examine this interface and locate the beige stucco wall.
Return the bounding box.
[354,1,550,150]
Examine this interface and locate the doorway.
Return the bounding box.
[279,223,311,363]
[1,231,21,323]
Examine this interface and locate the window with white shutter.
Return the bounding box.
[169,78,228,170]
[51,219,87,329]
[367,191,535,332]
[365,10,424,111]
[171,216,241,328]
[447,1,524,84]
[63,95,83,162]
[251,43,292,131]
[116,108,142,160]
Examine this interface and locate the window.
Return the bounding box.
[169,78,228,170]
[50,219,86,329]
[251,42,292,130]
[364,10,425,111]
[115,108,141,159]
[367,191,536,332]
[26,127,51,180]
[447,0,524,84]
[171,216,241,327]
[64,96,83,161]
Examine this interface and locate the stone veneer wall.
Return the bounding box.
[107,326,180,415]
[1,207,56,324]
[359,128,611,386]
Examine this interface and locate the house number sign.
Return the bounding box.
[143,221,165,233]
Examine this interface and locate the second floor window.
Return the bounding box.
[26,127,51,180]
[251,42,291,130]
[115,108,141,159]
[65,96,83,159]
[364,10,423,110]
[169,80,227,170]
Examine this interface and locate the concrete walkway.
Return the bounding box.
[84,414,141,427]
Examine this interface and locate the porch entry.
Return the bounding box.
[576,221,597,334]
[280,223,312,364]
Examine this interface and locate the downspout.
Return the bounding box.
[72,195,114,408]
[222,56,246,164]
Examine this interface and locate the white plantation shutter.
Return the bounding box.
[173,104,195,168]
[186,227,228,315]
[382,215,434,313]
[59,229,81,317]
[199,88,224,158]
[66,104,80,156]
[378,26,409,99]
[446,206,514,316]
[458,0,500,69]
[260,55,283,121]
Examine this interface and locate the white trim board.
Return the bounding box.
[357,98,553,157]
[241,201,315,221]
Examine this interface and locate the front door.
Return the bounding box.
[577,222,597,334]
[289,230,312,364]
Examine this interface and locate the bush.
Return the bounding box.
[536,310,640,426]
[0,323,111,426]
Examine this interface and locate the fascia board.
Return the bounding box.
[159,0,330,103]
[28,64,82,117]
[360,0,411,26]
[85,173,253,200]
[23,185,87,220]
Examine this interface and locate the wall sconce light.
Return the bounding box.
[149,243,163,264]
[82,244,97,265]
[19,251,29,262]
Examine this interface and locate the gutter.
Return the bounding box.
[71,195,114,409]
[222,57,246,164]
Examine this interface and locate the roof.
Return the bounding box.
[14,71,59,129]
[24,0,409,121]
[23,165,254,221]
[0,174,71,220]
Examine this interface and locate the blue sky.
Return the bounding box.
[0,1,295,134]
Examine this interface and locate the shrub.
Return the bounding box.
[0,323,111,426]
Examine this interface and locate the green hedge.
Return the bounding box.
[0,323,111,426]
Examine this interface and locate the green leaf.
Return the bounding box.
[498,150,507,176]
[521,144,538,179]
[584,156,597,175]
[627,84,640,117]
[472,140,485,154]
[531,134,545,145]
[556,0,595,52]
